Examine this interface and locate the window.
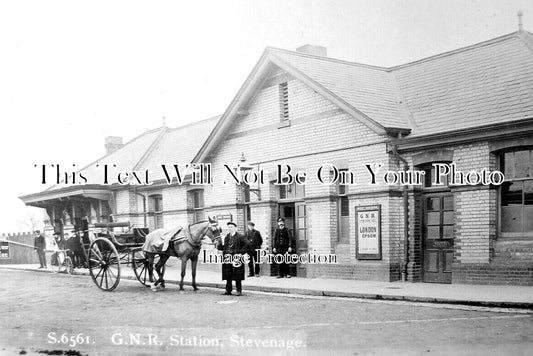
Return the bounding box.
[279,82,289,121]
[338,170,350,242]
[191,190,205,223]
[149,194,163,229]
[422,163,451,188]
[278,177,305,200]
[500,148,533,235]
[0,241,9,259]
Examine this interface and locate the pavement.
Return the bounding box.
[1,263,532,309]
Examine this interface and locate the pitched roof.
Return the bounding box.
[136,115,221,181]
[392,32,533,136]
[266,31,533,137]
[44,116,220,191]
[269,48,409,130]
[195,31,533,161]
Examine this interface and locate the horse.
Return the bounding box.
[142,217,222,292]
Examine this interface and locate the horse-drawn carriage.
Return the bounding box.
[85,219,221,292]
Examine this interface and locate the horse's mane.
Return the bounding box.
[189,220,209,227]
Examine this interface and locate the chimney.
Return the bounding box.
[104,136,123,155]
[296,44,327,57]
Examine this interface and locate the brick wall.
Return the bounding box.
[403,141,532,285]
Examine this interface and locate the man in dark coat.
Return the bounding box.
[65,230,78,267]
[33,230,47,269]
[244,221,263,277]
[273,218,295,278]
[73,229,87,268]
[217,221,246,296]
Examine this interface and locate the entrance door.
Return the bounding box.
[423,194,454,283]
[294,202,308,277]
[277,203,308,277]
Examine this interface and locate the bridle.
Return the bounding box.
[186,221,222,247]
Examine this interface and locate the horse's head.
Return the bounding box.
[205,216,222,246]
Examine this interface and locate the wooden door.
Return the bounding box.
[423,194,454,283]
[295,202,308,277]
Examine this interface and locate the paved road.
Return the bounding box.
[0,269,532,356]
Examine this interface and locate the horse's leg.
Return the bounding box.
[191,256,199,291]
[155,255,169,290]
[147,254,155,283]
[179,256,188,291]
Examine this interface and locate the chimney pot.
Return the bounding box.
[296,44,327,57]
[104,136,123,155]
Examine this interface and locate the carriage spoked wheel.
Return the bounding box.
[88,238,121,291]
[132,249,166,287]
[64,256,74,275]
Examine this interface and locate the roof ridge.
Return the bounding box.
[132,127,168,171]
[167,114,222,132]
[266,46,389,71]
[516,30,533,53]
[390,31,521,70]
[388,70,418,131]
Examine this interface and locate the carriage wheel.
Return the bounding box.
[132,249,150,286]
[88,238,121,291]
[65,256,74,275]
[132,250,166,287]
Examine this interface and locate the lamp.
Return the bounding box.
[237,153,261,201]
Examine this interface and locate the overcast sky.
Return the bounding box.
[1,0,531,232]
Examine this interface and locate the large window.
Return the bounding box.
[500,148,533,236]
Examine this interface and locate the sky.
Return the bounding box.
[0,0,532,232]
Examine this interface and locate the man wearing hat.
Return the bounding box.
[273,218,295,278]
[217,221,246,296]
[33,230,47,269]
[244,221,263,277]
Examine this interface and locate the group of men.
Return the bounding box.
[218,217,295,296]
[33,229,88,269]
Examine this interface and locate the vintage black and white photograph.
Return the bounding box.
[1,1,533,355]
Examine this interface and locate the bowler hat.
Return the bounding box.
[247,221,255,227]
[227,221,237,227]
[277,218,285,223]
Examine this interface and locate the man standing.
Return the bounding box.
[245,221,263,277]
[65,230,78,267]
[273,218,295,278]
[74,229,87,268]
[217,221,246,296]
[33,230,46,269]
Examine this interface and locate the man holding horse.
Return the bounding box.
[218,221,246,296]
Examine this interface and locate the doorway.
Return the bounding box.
[276,202,308,277]
[422,194,454,283]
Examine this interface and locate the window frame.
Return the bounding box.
[498,147,533,238]
[189,189,205,223]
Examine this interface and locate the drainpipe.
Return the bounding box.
[133,188,147,227]
[390,138,410,282]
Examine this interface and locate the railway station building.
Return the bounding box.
[21,28,533,285]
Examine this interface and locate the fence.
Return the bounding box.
[0,232,41,265]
